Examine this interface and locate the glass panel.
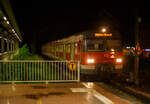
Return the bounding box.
[106,40,122,51]
[59,45,63,52]
[75,43,78,54]
[67,44,70,53]
[87,39,104,51]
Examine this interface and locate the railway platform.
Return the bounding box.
[0,82,145,104]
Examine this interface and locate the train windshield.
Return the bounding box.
[106,40,122,51]
[86,39,122,52]
[86,39,104,52]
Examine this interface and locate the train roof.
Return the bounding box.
[44,29,122,46]
[53,30,97,44]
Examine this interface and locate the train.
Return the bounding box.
[42,28,124,77]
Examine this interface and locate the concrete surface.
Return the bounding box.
[0,82,145,104]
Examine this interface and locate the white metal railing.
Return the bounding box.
[0,60,80,83]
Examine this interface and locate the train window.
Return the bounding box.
[87,39,104,51]
[87,44,104,51]
[58,45,60,52]
[52,46,54,52]
[52,47,54,52]
[0,38,1,53]
[59,45,63,52]
[63,44,65,52]
[67,44,70,53]
[53,46,55,52]
[106,40,122,51]
[51,46,53,52]
[56,45,59,52]
[51,47,53,52]
[94,44,99,49]
[49,47,52,52]
[75,43,78,54]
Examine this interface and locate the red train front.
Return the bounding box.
[80,31,123,74]
[42,28,123,75]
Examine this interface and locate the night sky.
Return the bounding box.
[8,0,150,52]
[9,1,103,43]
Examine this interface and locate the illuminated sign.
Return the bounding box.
[145,49,150,52]
[68,62,77,71]
[95,33,112,37]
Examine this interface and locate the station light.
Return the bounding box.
[126,46,130,49]
[12,29,15,33]
[6,21,9,24]
[3,17,7,20]
[102,28,106,33]
[14,33,21,42]
[3,17,22,42]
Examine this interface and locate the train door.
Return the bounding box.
[63,44,66,59]
[71,41,74,60]
[66,44,71,60]
[73,40,82,61]
[79,40,82,61]
[54,46,56,56]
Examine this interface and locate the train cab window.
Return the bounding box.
[94,44,99,49]
[87,39,104,52]
[75,43,78,54]
[106,40,122,51]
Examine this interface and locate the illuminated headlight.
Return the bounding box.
[116,58,122,63]
[87,59,95,63]
[111,48,115,52]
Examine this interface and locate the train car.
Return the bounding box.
[42,28,123,76]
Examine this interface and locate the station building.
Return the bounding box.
[0,0,22,60]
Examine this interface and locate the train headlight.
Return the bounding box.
[87,59,95,63]
[116,58,122,63]
[111,48,115,52]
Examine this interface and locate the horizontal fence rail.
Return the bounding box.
[0,60,80,83]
